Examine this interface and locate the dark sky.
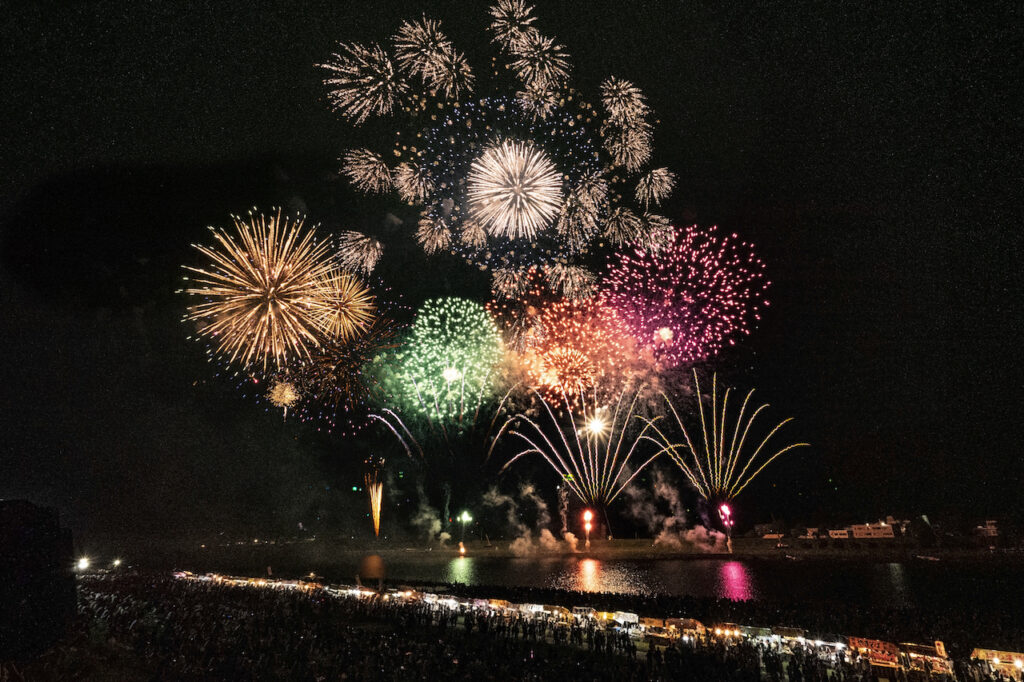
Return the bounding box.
[1,1,1020,547]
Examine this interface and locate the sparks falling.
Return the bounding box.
[493,383,661,507]
[645,372,809,502]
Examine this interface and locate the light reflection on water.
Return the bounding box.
[718,561,754,601]
[368,555,1019,609]
[444,557,477,585]
[546,558,663,595]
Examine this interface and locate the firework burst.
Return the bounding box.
[283,314,405,434]
[644,372,809,502]
[312,270,377,343]
[509,30,570,92]
[183,209,337,369]
[492,383,661,507]
[488,0,537,51]
[467,139,563,240]
[323,5,674,297]
[267,379,300,417]
[341,148,392,193]
[380,297,505,424]
[636,168,676,209]
[519,297,635,407]
[601,224,770,369]
[336,231,384,274]
[320,42,409,124]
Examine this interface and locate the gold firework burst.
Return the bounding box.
[313,270,377,343]
[183,209,337,369]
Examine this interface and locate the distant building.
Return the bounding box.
[0,500,76,659]
[828,529,850,539]
[974,520,998,538]
[754,522,785,536]
[851,523,895,539]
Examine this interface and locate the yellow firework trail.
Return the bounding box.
[645,372,810,502]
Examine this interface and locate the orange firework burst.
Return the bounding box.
[183,209,338,369]
[519,297,637,408]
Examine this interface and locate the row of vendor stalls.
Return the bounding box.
[175,572,1022,680]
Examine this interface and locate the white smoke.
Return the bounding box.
[482,484,578,554]
[410,483,446,545]
[623,468,727,553]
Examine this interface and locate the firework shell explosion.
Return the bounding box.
[321,5,674,299]
[377,296,505,424]
[601,225,771,369]
[517,297,640,409]
[182,209,340,370]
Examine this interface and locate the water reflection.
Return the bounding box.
[445,557,476,584]
[547,558,657,595]
[580,559,599,592]
[718,561,753,601]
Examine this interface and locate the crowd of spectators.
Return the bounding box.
[433,582,1024,657]
[1,573,1020,680]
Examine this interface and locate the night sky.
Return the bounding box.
[1,1,1020,549]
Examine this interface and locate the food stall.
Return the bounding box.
[899,641,954,677]
[971,648,1024,680]
[847,636,900,671]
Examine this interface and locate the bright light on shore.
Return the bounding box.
[76,557,90,570]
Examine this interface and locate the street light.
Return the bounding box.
[112,558,122,568]
[458,510,473,542]
[76,557,90,571]
[583,509,594,549]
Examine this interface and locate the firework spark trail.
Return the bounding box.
[601,224,770,369]
[183,209,338,369]
[643,372,809,502]
[365,456,385,537]
[492,384,661,506]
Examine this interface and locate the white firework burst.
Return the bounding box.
[337,231,384,274]
[466,139,563,240]
[556,186,601,250]
[492,267,531,299]
[427,46,475,99]
[602,206,643,246]
[543,263,595,300]
[459,220,488,249]
[488,0,537,50]
[341,148,392,193]
[602,122,652,172]
[636,167,676,208]
[509,31,570,92]
[640,212,673,251]
[394,161,434,204]
[416,214,451,254]
[601,77,649,126]
[320,42,409,124]
[516,82,559,119]
[393,16,452,78]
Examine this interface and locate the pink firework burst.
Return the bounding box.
[600,225,770,368]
